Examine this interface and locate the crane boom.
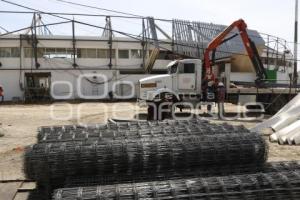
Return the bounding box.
[204,19,267,83]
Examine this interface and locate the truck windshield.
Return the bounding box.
[168,63,178,74]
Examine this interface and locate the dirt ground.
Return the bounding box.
[0,102,300,181]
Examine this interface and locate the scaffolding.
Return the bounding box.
[0,11,294,76]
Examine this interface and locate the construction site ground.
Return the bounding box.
[0,102,300,199]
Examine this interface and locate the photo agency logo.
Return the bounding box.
[49,73,137,123]
[49,73,265,122]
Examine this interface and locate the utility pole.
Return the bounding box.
[294,0,298,85]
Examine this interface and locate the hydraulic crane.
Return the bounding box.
[203,19,268,84]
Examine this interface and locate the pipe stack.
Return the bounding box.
[252,93,300,145]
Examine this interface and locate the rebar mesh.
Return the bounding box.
[64,161,300,188]
[37,119,249,143]
[53,170,300,200]
[25,133,267,185]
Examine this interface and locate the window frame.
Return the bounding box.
[131,49,142,59]
[178,63,195,74]
[118,49,129,59]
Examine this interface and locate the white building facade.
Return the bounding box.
[0,35,173,101]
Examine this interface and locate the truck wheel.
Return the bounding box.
[160,102,174,120]
[147,103,159,120]
[147,93,177,120]
[147,105,154,120]
[160,94,177,120]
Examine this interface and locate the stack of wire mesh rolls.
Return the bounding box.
[53,170,300,200]
[24,119,272,199]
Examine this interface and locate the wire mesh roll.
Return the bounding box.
[38,120,249,143]
[53,170,300,200]
[37,119,208,137]
[25,132,267,186]
[64,161,300,188]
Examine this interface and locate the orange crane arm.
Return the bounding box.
[204,19,267,83]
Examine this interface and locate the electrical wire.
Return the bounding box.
[0,8,287,43]
[0,25,8,32]
[0,10,142,19]
[0,8,295,54]
[0,0,299,63]
[0,22,297,63]
[53,0,143,18]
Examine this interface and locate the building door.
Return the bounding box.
[25,72,51,102]
[177,63,196,91]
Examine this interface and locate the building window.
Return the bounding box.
[37,48,45,58]
[44,48,56,58]
[11,47,20,57]
[131,49,142,59]
[86,49,97,58]
[97,49,108,58]
[24,48,33,58]
[118,49,129,59]
[66,48,75,58]
[77,48,83,58]
[97,49,116,58]
[55,48,67,58]
[77,48,115,59]
[178,63,195,74]
[0,48,10,57]
[106,49,116,58]
[0,47,20,57]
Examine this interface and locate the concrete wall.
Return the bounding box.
[0,70,23,101]
[0,69,154,101]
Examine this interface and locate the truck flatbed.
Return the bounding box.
[228,87,299,94]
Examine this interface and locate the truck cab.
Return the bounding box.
[139,59,202,103]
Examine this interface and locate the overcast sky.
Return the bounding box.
[0,0,297,45]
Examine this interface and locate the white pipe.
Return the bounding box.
[271,106,300,132]
[269,133,279,143]
[293,132,300,145]
[287,131,299,145]
[272,93,300,117]
[278,131,296,145]
[269,120,300,142]
[253,93,300,132]
[251,116,281,132]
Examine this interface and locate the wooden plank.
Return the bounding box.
[13,192,30,200]
[0,182,22,200]
[18,181,36,192]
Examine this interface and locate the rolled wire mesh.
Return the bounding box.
[37,120,249,143]
[64,161,300,188]
[37,119,208,136]
[53,170,300,200]
[24,132,267,187]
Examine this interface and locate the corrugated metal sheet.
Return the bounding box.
[172,19,265,60]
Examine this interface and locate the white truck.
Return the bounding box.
[138,58,299,120]
[139,59,202,104]
[138,19,299,120]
